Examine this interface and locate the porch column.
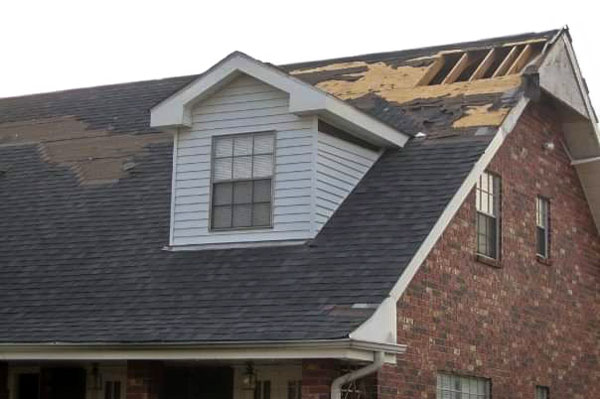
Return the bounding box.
[301,360,338,399]
[0,362,8,399]
[126,361,164,399]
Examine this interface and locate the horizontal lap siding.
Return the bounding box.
[315,132,379,230]
[171,75,315,245]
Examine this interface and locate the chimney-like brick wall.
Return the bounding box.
[380,101,600,398]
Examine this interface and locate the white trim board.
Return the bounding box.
[150,52,409,148]
[0,339,404,363]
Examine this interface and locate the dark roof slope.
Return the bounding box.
[0,134,488,343]
[0,30,545,343]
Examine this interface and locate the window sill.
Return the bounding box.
[536,255,552,266]
[475,254,502,268]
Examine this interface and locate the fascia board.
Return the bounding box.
[0,339,405,363]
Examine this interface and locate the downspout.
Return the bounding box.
[330,351,385,399]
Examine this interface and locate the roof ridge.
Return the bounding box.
[0,73,200,102]
[281,29,562,70]
[0,29,561,102]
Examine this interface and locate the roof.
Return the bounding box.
[0,30,556,343]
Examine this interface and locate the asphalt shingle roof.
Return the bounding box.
[0,30,550,343]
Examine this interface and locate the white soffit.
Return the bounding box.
[539,31,598,126]
[150,52,409,147]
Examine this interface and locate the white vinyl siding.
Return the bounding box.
[315,131,379,229]
[171,75,315,246]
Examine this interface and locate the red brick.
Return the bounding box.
[380,101,600,398]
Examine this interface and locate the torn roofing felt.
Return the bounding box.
[0,30,554,343]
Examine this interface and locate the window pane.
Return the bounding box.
[537,226,547,257]
[254,134,274,154]
[233,156,253,179]
[234,135,253,156]
[253,155,273,178]
[436,374,489,399]
[476,215,497,258]
[213,206,232,229]
[213,183,233,206]
[288,381,301,399]
[253,180,271,203]
[114,382,121,399]
[233,204,252,227]
[233,181,253,204]
[215,137,233,157]
[211,133,275,230]
[253,203,271,226]
[214,158,232,181]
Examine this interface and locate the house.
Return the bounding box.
[1,27,599,399]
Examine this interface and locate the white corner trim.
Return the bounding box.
[347,96,530,344]
[168,129,179,246]
[150,52,408,148]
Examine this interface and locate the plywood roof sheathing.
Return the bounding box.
[442,53,470,85]
[507,44,533,74]
[469,49,496,81]
[416,57,445,86]
[492,46,520,78]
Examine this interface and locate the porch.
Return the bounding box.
[0,360,369,399]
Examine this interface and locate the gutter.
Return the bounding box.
[331,351,385,399]
[0,338,405,362]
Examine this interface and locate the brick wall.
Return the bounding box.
[383,101,600,398]
[127,361,164,399]
[301,360,339,399]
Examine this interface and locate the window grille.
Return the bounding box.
[211,133,274,230]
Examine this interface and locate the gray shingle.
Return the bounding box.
[0,31,529,343]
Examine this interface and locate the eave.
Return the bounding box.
[0,339,405,364]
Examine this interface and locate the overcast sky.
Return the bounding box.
[2,0,598,105]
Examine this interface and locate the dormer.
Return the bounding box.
[151,52,410,248]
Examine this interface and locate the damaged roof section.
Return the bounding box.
[0,116,171,184]
[285,30,558,136]
[0,76,196,185]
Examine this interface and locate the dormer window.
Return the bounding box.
[210,132,275,230]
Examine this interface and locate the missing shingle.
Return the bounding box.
[420,41,545,86]
[0,116,170,185]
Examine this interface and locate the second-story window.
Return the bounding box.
[211,132,275,230]
[476,171,500,259]
[536,197,550,258]
[437,373,490,399]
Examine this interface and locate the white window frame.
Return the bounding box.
[437,373,491,399]
[209,132,276,231]
[476,171,501,260]
[536,196,550,258]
